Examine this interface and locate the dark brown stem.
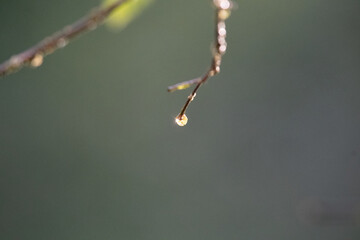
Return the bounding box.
[170,0,234,125]
[178,73,210,118]
[0,0,130,78]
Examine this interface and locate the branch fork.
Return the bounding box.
[168,0,235,126]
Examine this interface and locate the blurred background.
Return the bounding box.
[0,0,359,239]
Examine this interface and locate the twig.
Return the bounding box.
[0,0,130,77]
[168,0,234,126]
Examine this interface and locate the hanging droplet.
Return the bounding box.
[175,114,188,127]
[30,54,44,67]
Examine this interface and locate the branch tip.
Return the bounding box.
[0,0,130,78]
[168,0,234,126]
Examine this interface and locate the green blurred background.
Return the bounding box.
[0,0,359,239]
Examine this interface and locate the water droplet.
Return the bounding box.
[219,44,227,54]
[9,56,21,67]
[218,27,226,37]
[175,114,188,127]
[215,65,221,73]
[57,38,68,48]
[220,0,231,9]
[30,54,43,67]
[214,0,233,10]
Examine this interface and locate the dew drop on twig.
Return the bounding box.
[175,114,188,127]
[30,54,44,67]
[57,38,68,48]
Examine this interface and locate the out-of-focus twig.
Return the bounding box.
[0,0,130,77]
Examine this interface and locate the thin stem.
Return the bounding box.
[171,0,234,125]
[167,77,202,92]
[0,0,130,78]
[178,73,210,118]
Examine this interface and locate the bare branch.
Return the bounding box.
[169,0,235,126]
[0,0,130,77]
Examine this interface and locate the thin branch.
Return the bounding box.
[168,0,234,126]
[0,0,130,77]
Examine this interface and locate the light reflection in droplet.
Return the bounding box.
[175,114,188,127]
[220,0,231,10]
[219,44,227,54]
[218,27,226,36]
